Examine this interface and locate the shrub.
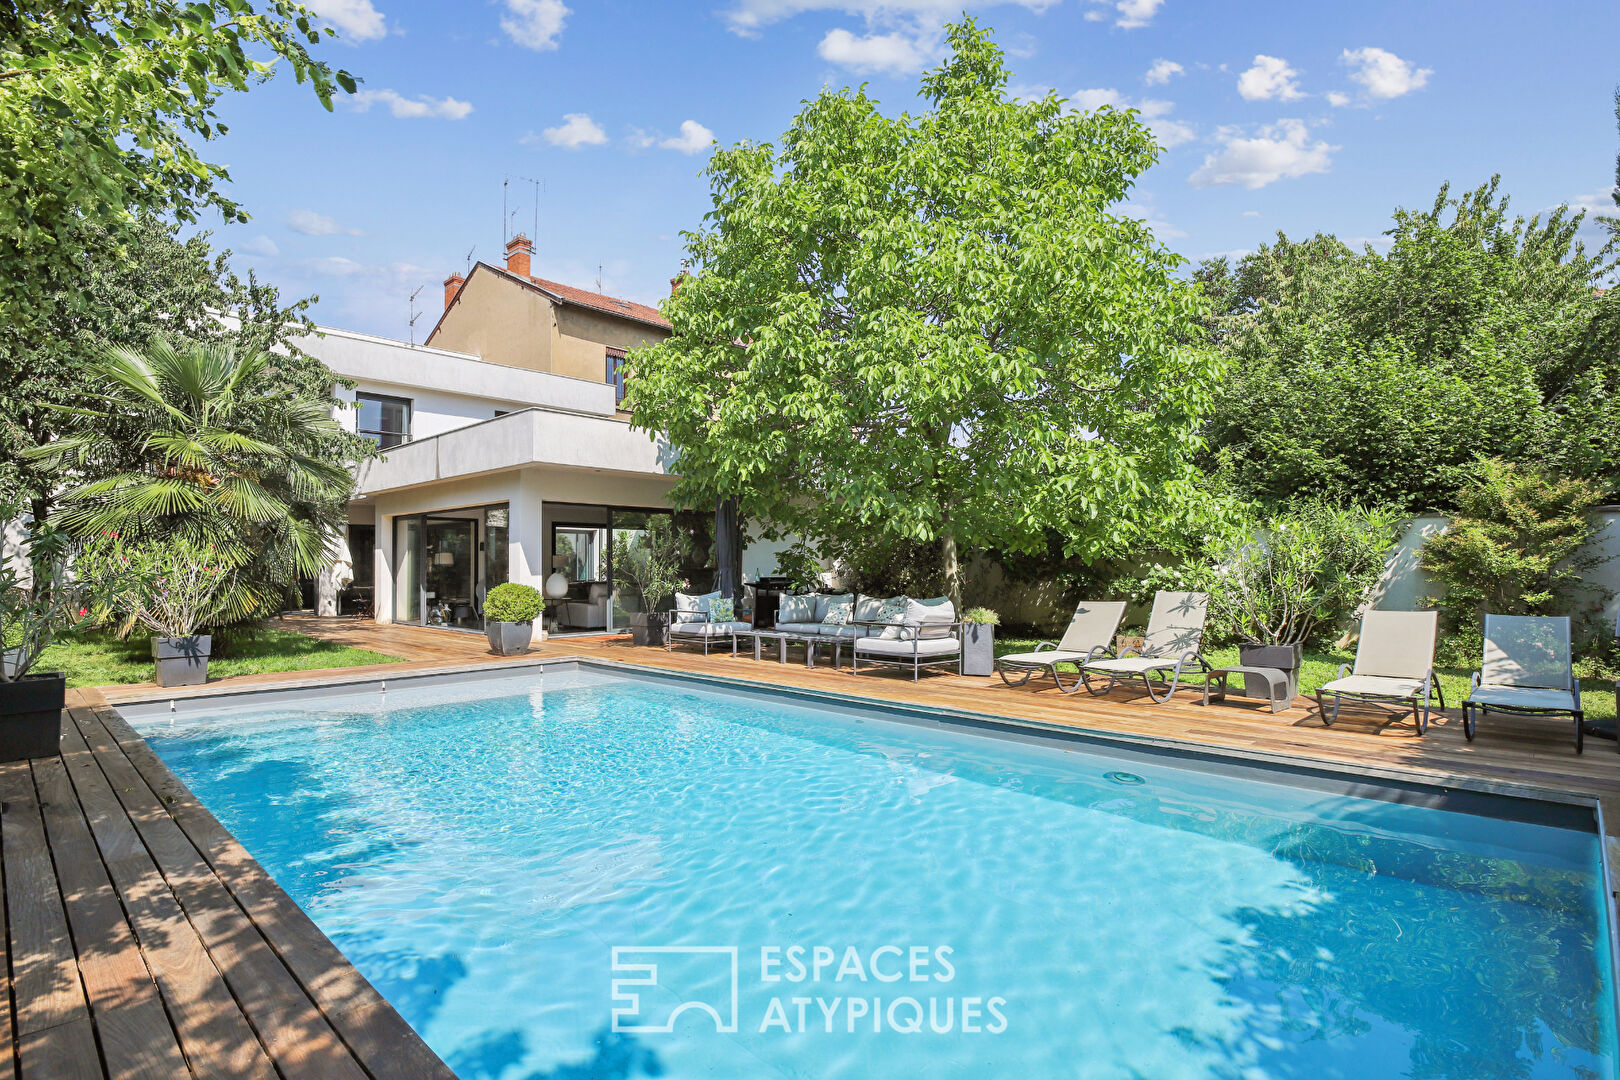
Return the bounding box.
[1198,500,1402,646]
[0,513,93,681]
[1421,459,1610,663]
[78,533,234,639]
[485,583,544,623]
[962,607,1000,625]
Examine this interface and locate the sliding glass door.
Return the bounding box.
[392,503,509,631]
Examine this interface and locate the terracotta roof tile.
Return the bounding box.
[524,270,671,329]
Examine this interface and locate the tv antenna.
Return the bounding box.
[503,174,543,247]
[596,262,603,293]
[464,245,476,273]
[407,284,425,344]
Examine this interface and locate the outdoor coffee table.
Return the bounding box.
[744,630,822,669]
[1201,665,1291,714]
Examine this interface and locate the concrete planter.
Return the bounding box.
[1238,642,1303,702]
[962,623,996,676]
[0,672,65,761]
[486,621,534,656]
[632,612,669,647]
[153,635,211,687]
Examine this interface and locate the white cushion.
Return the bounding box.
[855,636,960,657]
[670,620,748,637]
[906,596,956,639]
[778,593,818,623]
[854,595,889,623]
[872,596,911,639]
[815,593,853,623]
[673,590,721,623]
[1466,685,1578,712]
[1319,674,1427,699]
[1086,656,1187,675]
[773,622,825,635]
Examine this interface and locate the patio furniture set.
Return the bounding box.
[666,585,1594,754]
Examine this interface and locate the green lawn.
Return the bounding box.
[34,629,402,689]
[994,636,1616,723]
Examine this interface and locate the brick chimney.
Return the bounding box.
[504,233,534,279]
[443,272,465,310]
[669,275,681,295]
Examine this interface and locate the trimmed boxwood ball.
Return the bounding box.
[485,583,544,623]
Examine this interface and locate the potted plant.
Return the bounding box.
[961,607,999,676]
[0,516,90,761]
[81,534,233,687]
[485,582,544,655]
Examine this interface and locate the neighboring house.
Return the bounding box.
[298,235,691,640]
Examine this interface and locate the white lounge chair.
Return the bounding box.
[997,601,1126,693]
[1080,592,1210,704]
[1316,610,1443,734]
[1464,614,1587,753]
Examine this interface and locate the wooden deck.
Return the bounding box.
[11,614,1620,1077]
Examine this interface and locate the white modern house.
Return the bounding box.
[300,234,783,641]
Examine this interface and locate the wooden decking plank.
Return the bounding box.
[58,711,279,1080]
[0,754,15,1080]
[100,714,455,1080]
[67,710,370,1080]
[0,762,91,1042]
[17,1017,103,1080]
[30,756,188,1080]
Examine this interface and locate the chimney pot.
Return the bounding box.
[504,233,534,279]
[443,272,465,311]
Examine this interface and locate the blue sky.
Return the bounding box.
[207,0,1620,339]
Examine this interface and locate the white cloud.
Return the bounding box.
[1085,0,1161,28]
[1144,58,1183,85]
[239,235,280,257]
[348,89,472,119]
[1237,55,1304,102]
[501,0,569,51]
[1067,89,1195,149]
[1188,119,1337,189]
[1241,210,1261,218]
[540,112,608,149]
[1326,90,1352,108]
[659,120,716,155]
[287,210,362,237]
[1341,47,1430,100]
[624,127,657,150]
[310,0,386,41]
[720,0,1056,37]
[817,26,933,74]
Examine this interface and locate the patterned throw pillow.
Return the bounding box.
[707,597,735,623]
[875,596,910,639]
[821,598,853,625]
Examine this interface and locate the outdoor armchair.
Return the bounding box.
[998,601,1127,693]
[1080,592,1210,704]
[665,592,750,657]
[851,597,962,681]
[1463,614,1587,753]
[1316,610,1442,734]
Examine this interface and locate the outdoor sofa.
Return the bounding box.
[773,592,963,679]
[1315,609,1443,734]
[998,601,1127,693]
[1463,613,1588,753]
[1079,591,1211,704]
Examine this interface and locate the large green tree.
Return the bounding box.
[0,215,351,521]
[1196,179,1619,511]
[625,19,1222,606]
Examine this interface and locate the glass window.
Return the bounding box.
[606,350,626,406]
[357,393,412,449]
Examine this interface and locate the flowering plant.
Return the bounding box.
[78,533,234,638]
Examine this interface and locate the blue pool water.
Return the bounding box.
[132,667,1617,1080]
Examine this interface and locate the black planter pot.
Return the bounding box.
[1238,642,1304,702]
[152,635,211,688]
[962,623,996,676]
[0,672,65,762]
[632,612,669,648]
[486,621,534,656]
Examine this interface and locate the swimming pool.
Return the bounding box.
[126,663,1618,1079]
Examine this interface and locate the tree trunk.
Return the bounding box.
[941,527,963,614]
[714,495,743,599]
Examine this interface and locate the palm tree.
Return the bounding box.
[28,337,356,621]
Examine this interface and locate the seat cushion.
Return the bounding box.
[1000,650,1089,667]
[778,593,818,623]
[1319,674,1426,699]
[1086,656,1184,675]
[772,622,824,636]
[1466,684,1579,713]
[855,636,960,657]
[670,620,749,638]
